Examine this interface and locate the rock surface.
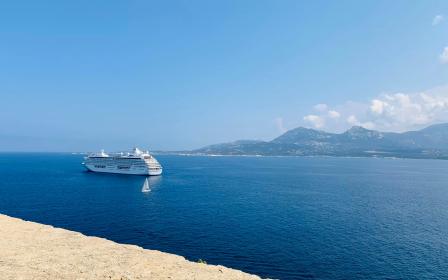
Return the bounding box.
[0,214,262,280]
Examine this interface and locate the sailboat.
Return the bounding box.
[141,178,150,193]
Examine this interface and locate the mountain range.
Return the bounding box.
[189,123,448,159]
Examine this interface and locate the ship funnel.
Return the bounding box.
[132,147,143,155]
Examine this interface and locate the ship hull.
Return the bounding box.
[84,164,162,176]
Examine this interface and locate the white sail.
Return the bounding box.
[141,178,150,192]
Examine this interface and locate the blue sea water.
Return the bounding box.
[1,154,448,280]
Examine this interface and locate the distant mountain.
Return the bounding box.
[190,123,448,159]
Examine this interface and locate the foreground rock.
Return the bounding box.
[0,214,261,280]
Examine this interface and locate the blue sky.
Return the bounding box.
[1,0,447,151]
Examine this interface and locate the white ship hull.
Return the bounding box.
[84,164,162,176]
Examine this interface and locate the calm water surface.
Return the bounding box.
[1,154,448,280]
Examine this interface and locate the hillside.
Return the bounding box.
[191,124,448,159]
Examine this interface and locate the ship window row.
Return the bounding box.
[94,165,106,168]
[117,166,130,169]
[90,158,144,161]
[88,160,158,167]
[89,159,145,163]
[91,162,151,167]
[89,159,143,162]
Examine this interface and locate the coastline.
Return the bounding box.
[153,152,440,161]
[0,214,262,280]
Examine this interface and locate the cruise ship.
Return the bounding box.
[83,148,162,176]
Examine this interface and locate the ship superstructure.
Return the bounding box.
[83,148,162,175]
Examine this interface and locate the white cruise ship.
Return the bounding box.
[83,148,162,176]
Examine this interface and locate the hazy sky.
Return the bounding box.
[1,1,448,151]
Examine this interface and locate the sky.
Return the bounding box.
[1,0,448,151]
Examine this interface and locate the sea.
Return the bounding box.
[1,153,448,280]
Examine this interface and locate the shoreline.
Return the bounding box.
[0,214,262,280]
[153,152,446,161]
[2,152,446,161]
